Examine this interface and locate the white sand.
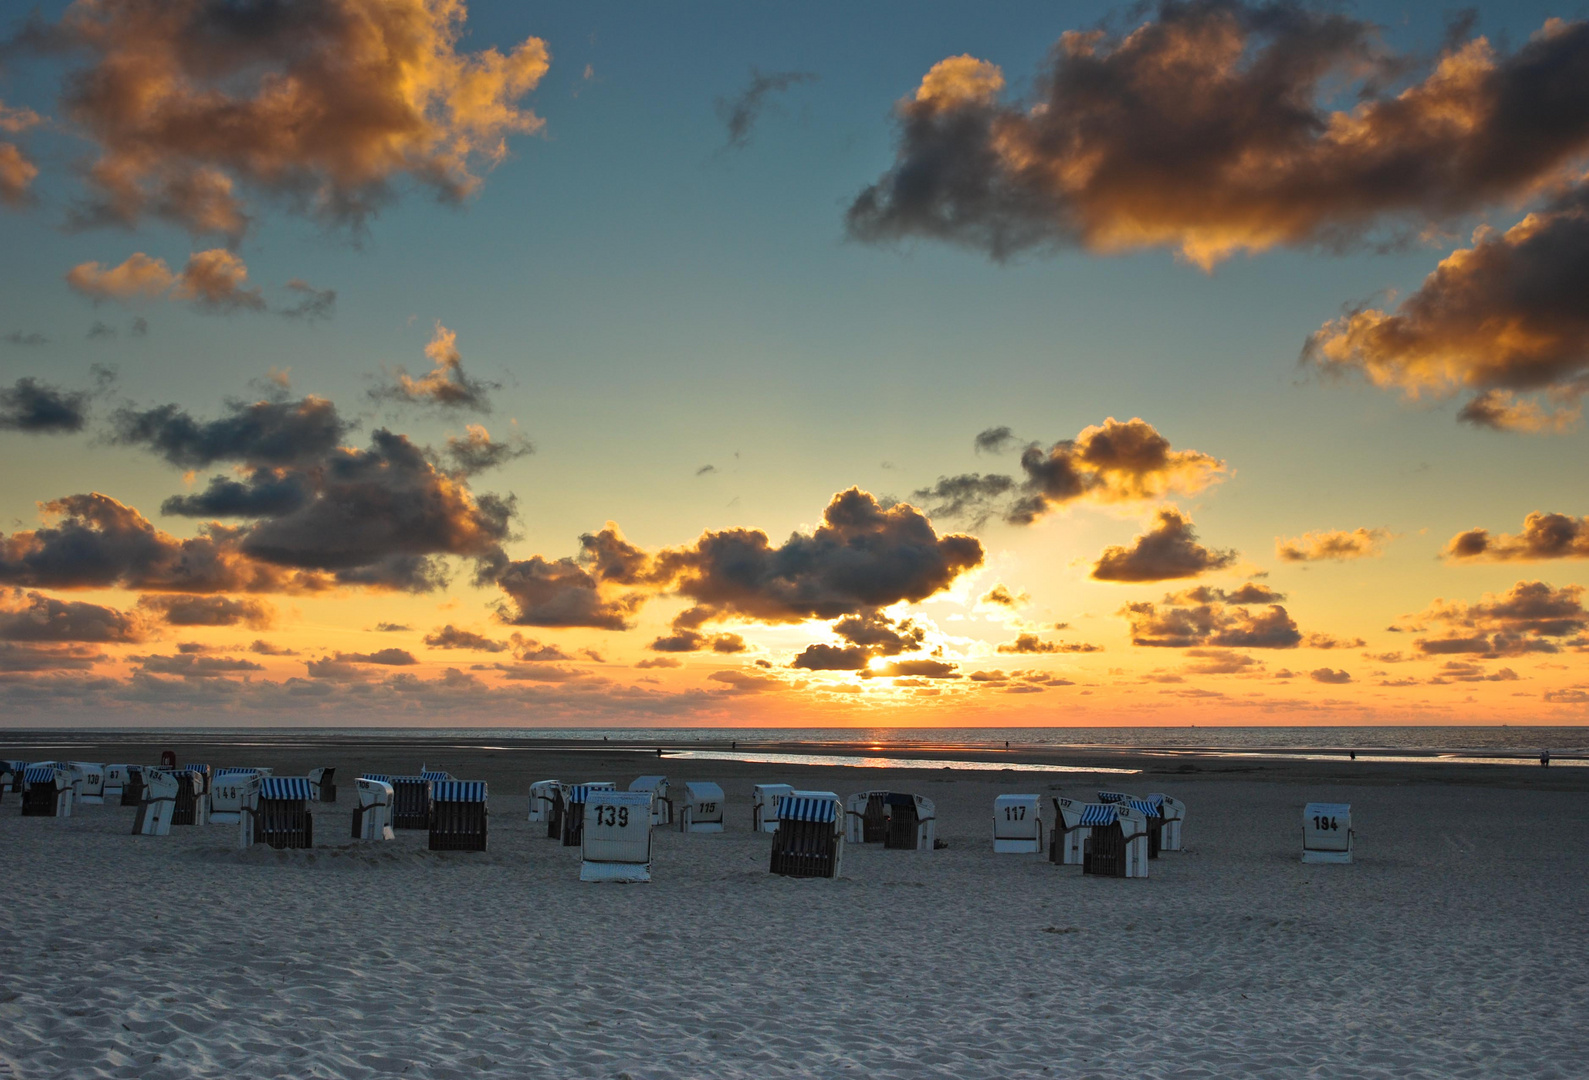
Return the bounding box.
[2,765,1586,1079]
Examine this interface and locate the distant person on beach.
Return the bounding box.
[1350,751,1356,761]
[1541,749,1550,767]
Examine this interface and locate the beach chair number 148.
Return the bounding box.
[1312,814,1341,831]
[593,805,631,828]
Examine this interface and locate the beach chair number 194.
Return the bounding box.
[593,805,630,828]
[1003,805,1027,821]
[1312,814,1340,831]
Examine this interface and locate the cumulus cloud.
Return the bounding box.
[0,590,144,642]
[1277,527,1391,562]
[66,250,266,312]
[371,322,497,410]
[873,658,959,679]
[717,68,817,149]
[1310,667,1352,684]
[1445,512,1589,562]
[445,424,531,475]
[132,653,264,679]
[114,395,349,468]
[848,7,1589,268]
[423,624,509,652]
[916,417,1225,527]
[648,629,747,654]
[1122,586,1302,648]
[996,633,1102,654]
[0,142,38,207]
[277,280,337,322]
[974,426,1018,454]
[24,0,550,237]
[0,378,89,433]
[248,639,297,656]
[1411,580,1587,657]
[1306,186,1589,429]
[789,643,872,671]
[1092,507,1237,582]
[979,584,1027,608]
[136,594,273,628]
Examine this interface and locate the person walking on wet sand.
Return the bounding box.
[1541,749,1550,767]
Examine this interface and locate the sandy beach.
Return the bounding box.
[2,735,1586,1079]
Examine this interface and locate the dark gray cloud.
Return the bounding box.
[717,68,817,149]
[648,629,746,654]
[1445,512,1589,562]
[113,395,350,467]
[1122,587,1302,649]
[424,625,510,652]
[848,6,1589,267]
[1092,508,1238,582]
[0,590,144,642]
[0,378,90,433]
[494,556,643,630]
[4,331,47,346]
[161,473,312,518]
[1413,580,1587,657]
[996,633,1101,654]
[0,642,105,673]
[277,279,336,321]
[445,425,532,475]
[974,426,1018,454]
[136,594,273,628]
[1310,667,1352,684]
[248,639,297,656]
[910,473,1016,527]
[132,653,264,679]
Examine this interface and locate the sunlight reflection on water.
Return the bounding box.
[662,749,1140,773]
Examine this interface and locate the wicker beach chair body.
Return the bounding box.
[769,791,844,879]
[882,793,937,851]
[1122,796,1166,859]
[1078,802,1149,878]
[67,762,107,804]
[121,766,146,807]
[182,765,212,797]
[994,794,1044,853]
[1049,798,1088,865]
[133,769,181,835]
[580,789,653,882]
[628,775,672,826]
[560,783,615,846]
[170,771,208,826]
[752,784,794,834]
[209,769,265,824]
[389,776,435,830]
[844,791,893,844]
[678,782,725,833]
[527,780,561,825]
[255,777,315,849]
[429,781,489,852]
[353,778,396,841]
[1302,802,1353,864]
[1148,794,1186,851]
[308,767,338,804]
[21,766,73,817]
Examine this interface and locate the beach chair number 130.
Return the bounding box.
[593,805,630,828]
[1311,814,1341,831]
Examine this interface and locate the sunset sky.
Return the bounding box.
[1,0,1587,727]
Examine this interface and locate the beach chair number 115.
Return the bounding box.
[1311,814,1340,831]
[593,805,630,828]
[1004,805,1027,820]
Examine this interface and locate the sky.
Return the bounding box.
[1,0,1587,728]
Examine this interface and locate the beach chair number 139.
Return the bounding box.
[594,805,630,828]
[1004,805,1027,821]
[1311,814,1340,831]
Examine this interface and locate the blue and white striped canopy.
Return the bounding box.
[433,780,487,803]
[215,767,259,777]
[420,770,452,782]
[1096,791,1134,804]
[1125,797,1163,818]
[567,783,611,803]
[183,764,210,773]
[24,766,59,784]
[1079,803,1119,826]
[776,795,839,823]
[361,773,392,783]
[260,777,315,801]
[391,775,431,785]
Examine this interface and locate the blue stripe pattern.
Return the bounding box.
[420,770,452,782]
[776,795,839,823]
[215,767,258,777]
[183,764,210,773]
[361,773,392,783]
[1079,803,1119,826]
[24,766,59,784]
[567,783,613,804]
[1125,797,1162,817]
[260,777,315,800]
[1096,791,1133,804]
[433,780,487,803]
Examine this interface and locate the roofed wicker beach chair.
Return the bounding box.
[882,793,936,850]
[561,783,616,846]
[67,762,106,804]
[527,779,561,829]
[628,775,672,826]
[1060,800,1149,878]
[389,776,435,830]
[429,780,489,851]
[21,765,73,817]
[419,768,454,783]
[1047,797,1086,864]
[103,764,134,802]
[1148,793,1186,850]
[994,794,1043,853]
[678,781,725,833]
[353,778,395,841]
[209,769,267,824]
[133,768,181,835]
[844,790,891,844]
[1121,795,1166,858]
[580,789,653,882]
[308,767,337,804]
[183,764,212,797]
[752,783,793,833]
[1302,802,1352,864]
[120,766,145,806]
[769,791,844,879]
[254,777,315,849]
[171,769,208,826]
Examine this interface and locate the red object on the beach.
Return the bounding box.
[159,750,176,768]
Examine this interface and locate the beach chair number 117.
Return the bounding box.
[1003,805,1027,821]
[1312,815,1340,831]
[594,805,630,828]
